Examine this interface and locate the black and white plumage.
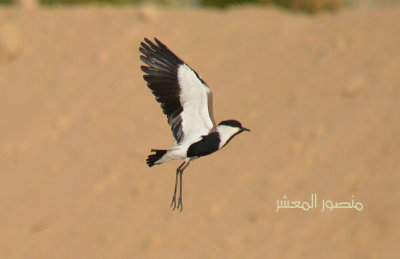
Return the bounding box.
[140,38,250,211]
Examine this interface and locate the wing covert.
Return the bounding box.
[140,38,216,145]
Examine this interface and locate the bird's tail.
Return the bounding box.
[146,149,168,167]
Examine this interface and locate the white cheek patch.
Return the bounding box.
[217,125,241,149]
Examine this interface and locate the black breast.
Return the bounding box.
[187,132,220,158]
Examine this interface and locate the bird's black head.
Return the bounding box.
[218,120,250,132]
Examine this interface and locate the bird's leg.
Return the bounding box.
[171,161,185,210]
[170,170,179,210]
[177,170,183,211]
[177,160,191,212]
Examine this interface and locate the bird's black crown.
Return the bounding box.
[218,120,242,128]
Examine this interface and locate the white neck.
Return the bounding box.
[217,125,241,149]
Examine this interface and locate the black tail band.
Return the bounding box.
[146,149,167,167]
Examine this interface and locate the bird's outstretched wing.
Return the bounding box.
[140,38,216,145]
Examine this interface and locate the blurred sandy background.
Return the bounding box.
[1,2,400,258]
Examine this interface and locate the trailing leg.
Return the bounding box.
[170,161,185,210]
[177,160,191,212]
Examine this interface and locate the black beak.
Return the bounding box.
[241,127,251,132]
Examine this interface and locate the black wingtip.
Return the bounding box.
[140,65,149,73]
[140,38,155,51]
[139,47,146,55]
[154,37,163,46]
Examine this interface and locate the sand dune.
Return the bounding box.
[0,5,399,258]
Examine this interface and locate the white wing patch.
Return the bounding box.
[177,64,214,145]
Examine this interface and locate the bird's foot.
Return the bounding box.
[170,194,177,210]
[177,196,183,212]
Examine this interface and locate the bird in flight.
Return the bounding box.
[140,38,250,211]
